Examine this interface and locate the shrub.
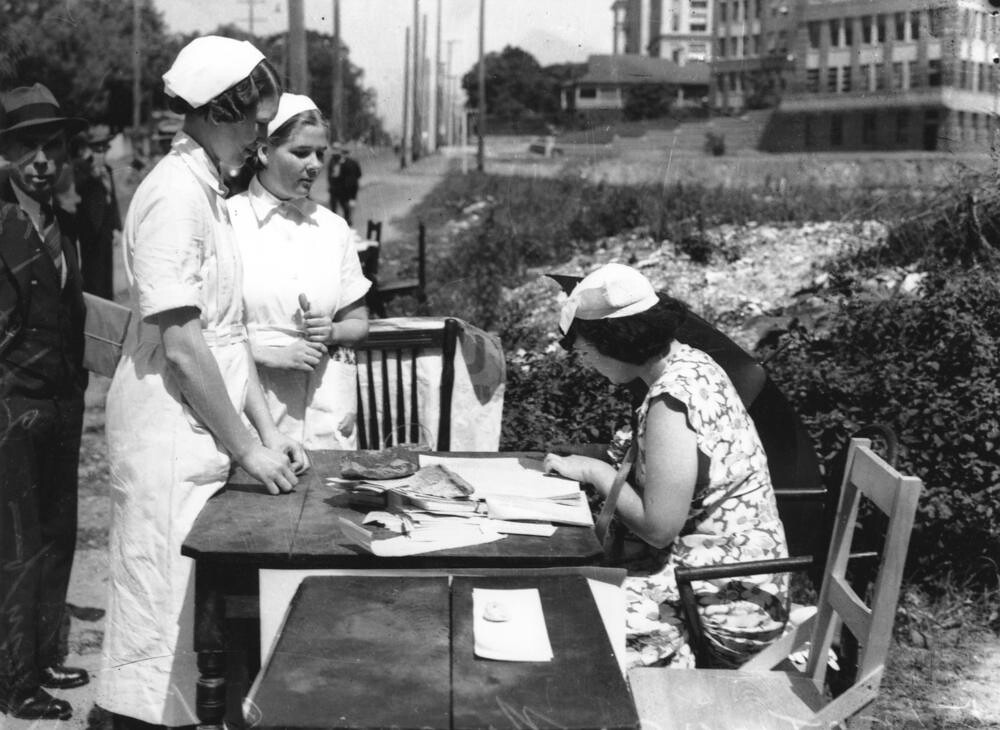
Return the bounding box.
[765,267,1000,586]
[704,130,726,156]
[500,345,633,451]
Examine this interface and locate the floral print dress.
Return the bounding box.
[623,343,789,668]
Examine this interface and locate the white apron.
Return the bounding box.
[99,133,249,726]
[229,177,371,450]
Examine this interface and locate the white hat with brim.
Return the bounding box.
[267,93,320,136]
[163,36,266,109]
[559,263,660,335]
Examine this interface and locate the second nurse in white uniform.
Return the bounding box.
[229,94,371,449]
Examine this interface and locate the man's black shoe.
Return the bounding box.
[40,665,90,689]
[1,688,73,720]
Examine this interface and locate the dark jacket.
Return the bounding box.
[0,182,87,398]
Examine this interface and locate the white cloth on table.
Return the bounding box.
[228,176,371,449]
[99,131,249,726]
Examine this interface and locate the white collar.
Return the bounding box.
[247,175,312,225]
[171,131,227,196]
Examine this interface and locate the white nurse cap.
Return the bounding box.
[163,36,266,108]
[267,93,321,136]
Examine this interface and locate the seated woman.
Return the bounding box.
[229,93,371,448]
[543,263,789,669]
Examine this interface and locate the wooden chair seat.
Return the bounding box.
[630,667,829,729]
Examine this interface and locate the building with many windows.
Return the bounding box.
[612,0,715,65]
[768,0,999,152]
[712,0,798,111]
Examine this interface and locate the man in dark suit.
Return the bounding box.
[0,83,90,721]
[71,124,121,300]
[327,144,362,225]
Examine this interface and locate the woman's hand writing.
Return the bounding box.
[237,443,299,495]
[542,453,616,494]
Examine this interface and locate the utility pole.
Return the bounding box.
[421,13,429,155]
[401,26,410,169]
[132,0,142,157]
[238,0,267,35]
[411,0,421,162]
[477,0,486,172]
[331,0,343,142]
[446,39,457,146]
[288,0,308,93]
[434,0,442,150]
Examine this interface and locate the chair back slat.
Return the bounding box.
[846,446,904,515]
[826,574,872,641]
[354,318,461,451]
[805,438,922,702]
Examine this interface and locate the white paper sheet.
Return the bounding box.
[418,455,582,501]
[339,516,505,556]
[484,493,594,527]
[473,588,554,662]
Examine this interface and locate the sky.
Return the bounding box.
[155,0,613,136]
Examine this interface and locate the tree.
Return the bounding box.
[1,0,181,129]
[462,45,554,119]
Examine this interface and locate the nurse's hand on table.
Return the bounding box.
[252,340,325,371]
[265,431,310,476]
[238,444,299,494]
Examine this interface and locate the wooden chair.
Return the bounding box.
[359,220,385,317]
[354,317,460,451]
[376,221,427,313]
[629,438,922,730]
[676,424,898,669]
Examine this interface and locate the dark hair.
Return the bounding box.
[560,294,689,365]
[168,58,282,124]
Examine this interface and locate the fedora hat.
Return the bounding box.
[0,83,87,138]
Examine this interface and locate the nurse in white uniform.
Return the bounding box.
[99,38,306,729]
[229,93,370,449]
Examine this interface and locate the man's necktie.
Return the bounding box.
[39,201,63,276]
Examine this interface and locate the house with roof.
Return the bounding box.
[562,54,711,121]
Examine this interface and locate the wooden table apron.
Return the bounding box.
[247,574,639,730]
[180,450,605,729]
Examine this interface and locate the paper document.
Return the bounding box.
[339,517,505,557]
[485,493,594,527]
[418,455,582,500]
[473,588,553,662]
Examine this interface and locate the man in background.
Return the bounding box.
[71,124,121,300]
[327,143,361,226]
[0,83,89,721]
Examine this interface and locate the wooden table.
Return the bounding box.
[245,574,639,730]
[181,450,605,729]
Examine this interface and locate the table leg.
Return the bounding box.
[194,562,227,730]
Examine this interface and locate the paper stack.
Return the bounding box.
[332,456,593,556]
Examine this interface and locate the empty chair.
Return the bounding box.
[629,437,922,730]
